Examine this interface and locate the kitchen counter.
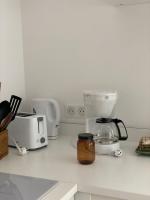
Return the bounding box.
[0,124,150,200]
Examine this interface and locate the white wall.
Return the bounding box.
[21,0,150,128]
[0,0,25,102]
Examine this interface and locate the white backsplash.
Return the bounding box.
[21,1,150,128]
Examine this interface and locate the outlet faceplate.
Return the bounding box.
[65,104,85,119]
[66,105,76,117]
[77,106,86,117]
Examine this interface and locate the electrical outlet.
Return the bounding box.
[65,104,85,118]
[63,104,86,123]
[65,105,76,117]
[77,106,86,117]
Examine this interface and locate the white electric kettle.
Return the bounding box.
[32,98,60,139]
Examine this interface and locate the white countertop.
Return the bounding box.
[1,124,150,200]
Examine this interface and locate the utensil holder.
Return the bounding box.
[0,129,8,159]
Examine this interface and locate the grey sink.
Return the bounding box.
[0,172,57,200]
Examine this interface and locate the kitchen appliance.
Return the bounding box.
[32,98,60,139]
[83,90,128,156]
[8,113,48,150]
[95,118,128,155]
[83,91,118,133]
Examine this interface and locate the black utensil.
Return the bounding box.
[10,95,22,120]
[0,101,11,122]
[0,112,14,132]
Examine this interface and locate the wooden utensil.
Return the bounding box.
[0,130,8,159]
[0,112,14,132]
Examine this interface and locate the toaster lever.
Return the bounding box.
[33,108,36,114]
[37,117,43,133]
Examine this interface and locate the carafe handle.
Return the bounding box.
[113,119,128,140]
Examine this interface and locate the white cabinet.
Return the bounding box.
[75,192,124,200]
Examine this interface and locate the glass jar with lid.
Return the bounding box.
[77,133,95,164]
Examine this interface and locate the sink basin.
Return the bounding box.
[0,172,57,200]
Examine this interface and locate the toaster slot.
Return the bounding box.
[37,117,44,134]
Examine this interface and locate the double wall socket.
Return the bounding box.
[65,104,86,118]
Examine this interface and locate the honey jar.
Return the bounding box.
[77,133,95,164]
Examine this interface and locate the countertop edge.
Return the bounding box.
[78,185,150,200]
[40,182,77,200]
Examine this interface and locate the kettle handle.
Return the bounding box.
[32,98,60,125]
[47,99,60,124]
[113,119,128,140]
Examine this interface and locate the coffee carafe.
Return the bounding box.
[95,118,128,143]
[94,118,128,155]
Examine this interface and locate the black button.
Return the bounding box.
[40,137,45,143]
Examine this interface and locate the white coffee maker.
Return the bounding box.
[83,91,128,156]
[84,91,118,132]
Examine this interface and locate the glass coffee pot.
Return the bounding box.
[95,118,128,145]
[94,118,128,156]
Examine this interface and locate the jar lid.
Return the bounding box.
[78,133,93,140]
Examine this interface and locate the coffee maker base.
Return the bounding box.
[95,141,120,156]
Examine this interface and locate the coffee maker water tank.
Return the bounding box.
[83,91,118,118]
[32,98,60,139]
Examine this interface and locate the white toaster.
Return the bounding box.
[8,113,48,150]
